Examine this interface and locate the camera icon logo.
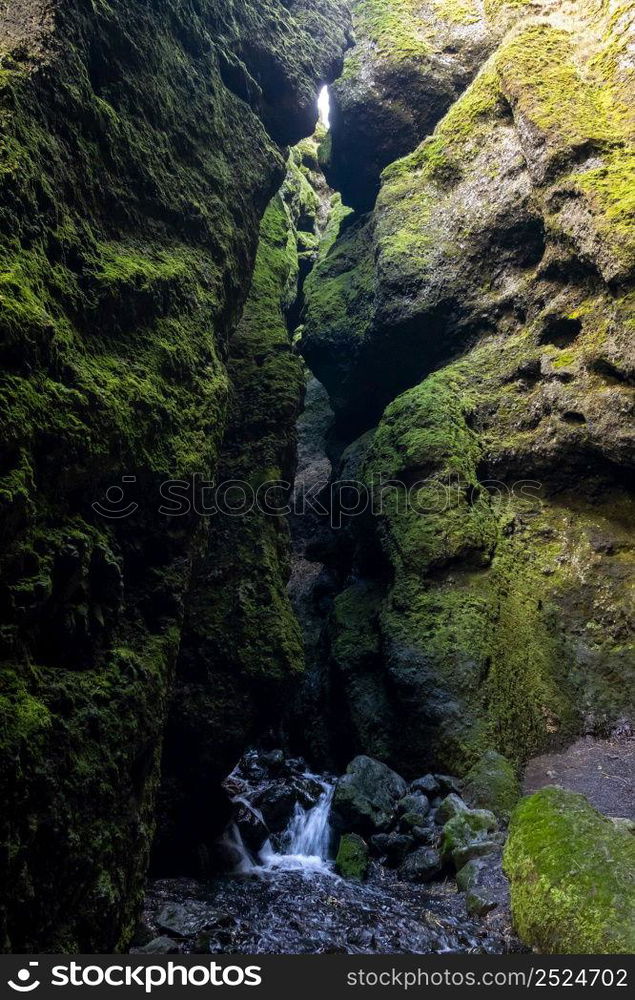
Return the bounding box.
[92,477,139,520]
[7,962,40,992]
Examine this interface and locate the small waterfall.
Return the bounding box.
[259,780,334,872]
[224,823,256,875]
[285,782,334,858]
[222,761,335,876]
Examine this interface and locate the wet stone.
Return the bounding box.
[435,775,463,795]
[369,832,414,865]
[142,867,519,955]
[157,902,219,938]
[397,793,430,819]
[411,774,440,797]
[399,848,443,883]
[131,936,181,954]
[412,826,438,847]
[436,793,468,825]
[453,839,501,871]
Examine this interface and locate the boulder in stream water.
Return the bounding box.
[252,784,297,833]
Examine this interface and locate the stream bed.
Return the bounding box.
[137,752,523,955]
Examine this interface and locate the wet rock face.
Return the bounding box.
[301,0,635,777]
[0,0,350,953]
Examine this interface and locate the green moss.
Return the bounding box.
[330,583,393,761]
[358,331,615,772]
[504,788,635,954]
[351,0,431,60]
[376,66,503,275]
[158,150,320,860]
[377,9,634,292]
[300,208,376,408]
[483,0,533,19]
[303,213,374,345]
[496,23,622,156]
[333,584,381,665]
[177,183,307,684]
[0,675,51,755]
[365,369,497,575]
[571,149,635,274]
[0,0,349,955]
[464,751,520,822]
[336,832,370,879]
[313,0,633,789]
[433,0,481,25]
[441,809,497,859]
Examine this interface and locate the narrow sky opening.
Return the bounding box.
[318,85,331,129]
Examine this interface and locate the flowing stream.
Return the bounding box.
[139,750,522,955]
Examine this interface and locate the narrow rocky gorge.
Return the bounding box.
[0,0,633,957]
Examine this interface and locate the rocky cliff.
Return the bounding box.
[301,0,634,776]
[153,138,333,875]
[1,0,633,959]
[0,0,349,953]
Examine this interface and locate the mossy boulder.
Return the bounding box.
[441,808,499,868]
[464,751,520,822]
[398,793,431,820]
[456,858,482,892]
[436,793,469,825]
[335,833,370,880]
[504,787,635,954]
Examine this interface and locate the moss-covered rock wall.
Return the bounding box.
[154,141,331,874]
[0,0,349,953]
[300,0,634,777]
[325,0,502,211]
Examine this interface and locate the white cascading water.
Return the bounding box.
[227,777,335,875]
